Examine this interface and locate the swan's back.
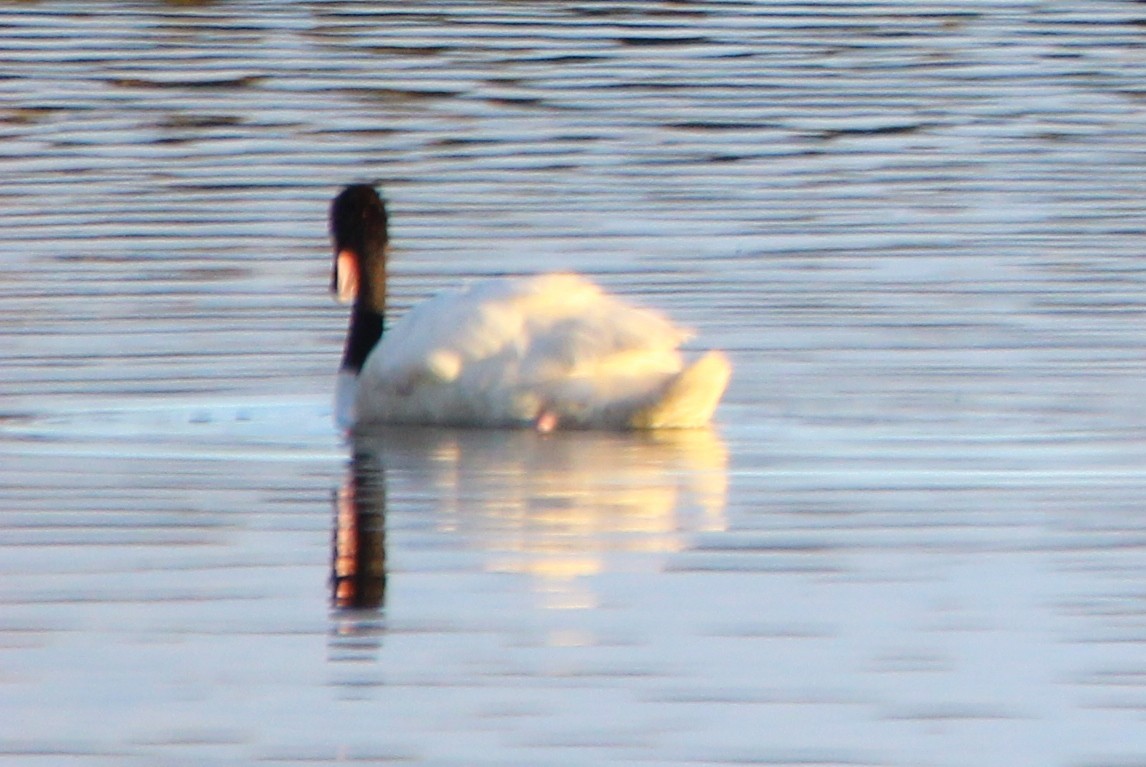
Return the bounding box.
[355,273,724,429]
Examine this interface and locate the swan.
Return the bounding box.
[329,184,731,431]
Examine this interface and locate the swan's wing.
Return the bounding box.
[516,274,688,372]
[366,286,493,388]
[370,274,687,384]
[358,274,696,426]
[511,276,693,418]
[361,278,528,392]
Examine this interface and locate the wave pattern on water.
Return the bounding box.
[1,2,1146,766]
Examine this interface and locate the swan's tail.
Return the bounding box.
[630,351,732,429]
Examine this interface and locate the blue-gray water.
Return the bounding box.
[2,2,1145,765]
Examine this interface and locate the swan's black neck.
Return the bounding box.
[330,184,390,374]
[340,254,387,373]
[340,306,384,373]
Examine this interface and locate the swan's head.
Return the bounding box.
[331,184,390,393]
[330,184,389,311]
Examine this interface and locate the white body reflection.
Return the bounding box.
[335,427,728,612]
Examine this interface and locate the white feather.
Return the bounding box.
[352,273,729,430]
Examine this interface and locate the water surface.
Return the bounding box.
[2,2,1146,765]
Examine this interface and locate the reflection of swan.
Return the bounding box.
[328,451,388,664]
[349,426,728,604]
[328,184,731,430]
[330,450,387,611]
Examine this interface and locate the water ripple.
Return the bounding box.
[1,2,1145,765]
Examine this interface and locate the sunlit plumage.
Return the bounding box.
[330,184,730,431]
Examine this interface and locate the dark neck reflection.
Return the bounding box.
[331,448,387,611]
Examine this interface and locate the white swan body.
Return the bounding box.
[349,273,728,429]
[329,186,730,431]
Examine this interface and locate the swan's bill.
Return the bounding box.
[334,250,360,305]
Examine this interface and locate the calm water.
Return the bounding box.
[2,1,1146,765]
